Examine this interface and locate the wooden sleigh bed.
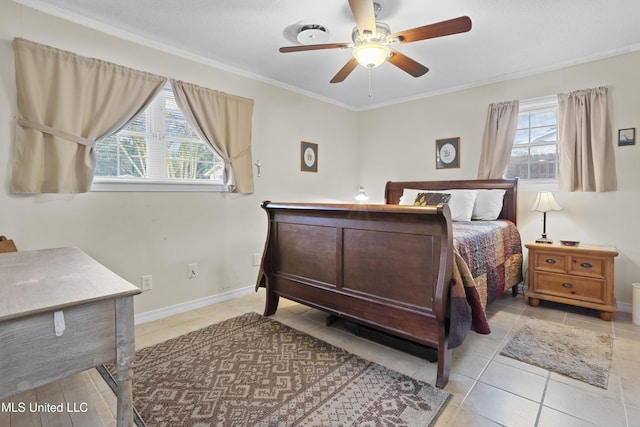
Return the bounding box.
[256,179,523,388]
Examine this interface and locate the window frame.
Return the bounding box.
[91,83,227,193]
[505,95,559,183]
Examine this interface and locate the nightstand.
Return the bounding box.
[525,242,618,320]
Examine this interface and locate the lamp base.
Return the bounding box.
[535,236,553,244]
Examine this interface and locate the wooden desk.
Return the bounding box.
[0,247,141,426]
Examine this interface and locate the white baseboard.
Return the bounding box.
[134,285,256,325]
[617,300,632,313]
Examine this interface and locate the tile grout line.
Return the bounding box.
[457,298,528,409]
[534,372,552,426]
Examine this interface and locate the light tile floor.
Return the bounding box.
[3,288,639,426]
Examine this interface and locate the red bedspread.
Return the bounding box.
[448,220,523,348]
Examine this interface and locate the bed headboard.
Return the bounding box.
[384,178,519,224]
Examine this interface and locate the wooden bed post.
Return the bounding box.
[436,346,452,389]
[257,201,280,316]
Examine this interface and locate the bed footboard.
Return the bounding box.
[256,201,454,388]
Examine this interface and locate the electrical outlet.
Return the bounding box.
[252,253,261,266]
[141,275,152,291]
[188,263,198,279]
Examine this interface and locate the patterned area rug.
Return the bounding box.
[500,318,613,388]
[101,312,451,426]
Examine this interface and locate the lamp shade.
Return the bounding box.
[530,192,562,212]
[353,43,390,68]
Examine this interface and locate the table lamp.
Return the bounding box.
[355,186,369,203]
[530,192,562,244]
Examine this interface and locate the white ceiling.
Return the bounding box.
[16,0,640,110]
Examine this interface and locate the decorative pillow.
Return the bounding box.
[399,189,426,205]
[472,189,506,220]
[413,192,451,206]
[400,188,478,221]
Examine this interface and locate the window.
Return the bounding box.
[505,96,559,181]
[93,83,225,191]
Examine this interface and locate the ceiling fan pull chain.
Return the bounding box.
[368,67,373,98]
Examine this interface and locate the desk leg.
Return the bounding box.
[115,297,135,427]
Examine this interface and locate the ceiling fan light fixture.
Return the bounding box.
[279,1,472,84]
[353,43,390,68]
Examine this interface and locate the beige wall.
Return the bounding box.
[1,0,638,315]
[0,1,359,314]
[358,53,640,306]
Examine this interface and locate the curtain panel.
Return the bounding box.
[558,87,617,192]
[171,80,255,194]
[477,100,520,179]
[11,38,166,193]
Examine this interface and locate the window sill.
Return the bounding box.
[91,179,229,192]
[515,178,559,191]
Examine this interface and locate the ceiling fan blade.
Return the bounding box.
[330,58,359,83]
[391,16,472,44]
[280,43,351,53]
[388,50,429,77]
[348,0,377,37]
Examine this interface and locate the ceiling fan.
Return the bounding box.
[279,0,472,83]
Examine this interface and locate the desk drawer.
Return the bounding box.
[0,299,116,399]
[533,272,605,304]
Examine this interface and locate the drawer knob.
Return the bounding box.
[562,282,573,289]
[580,262,593,268]
[545,258,557,264]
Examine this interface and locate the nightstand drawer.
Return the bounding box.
[532,251,568,273]
[534,272,605,303]
[569,255,606,278]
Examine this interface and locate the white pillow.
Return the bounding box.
[472,189,506,220]
[399,188,478,221]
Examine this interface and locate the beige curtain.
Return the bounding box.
[171,79,255,194]
[477,100,520,179]
[558,87,617,192]
[11,38,167,194]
